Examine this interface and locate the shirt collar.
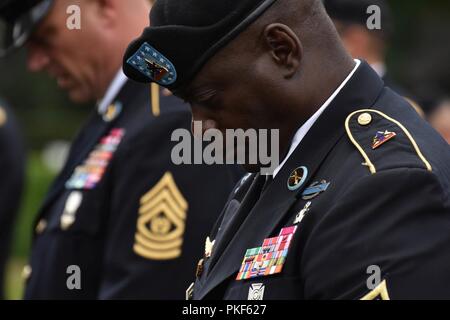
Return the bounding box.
[370,62,386,78]
[272,59,361,177]
[97,69,128,115]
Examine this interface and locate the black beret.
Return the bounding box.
[0,0,53,57]
[323,0,392,29]
[123,0,278,91]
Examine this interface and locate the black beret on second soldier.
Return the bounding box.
[123,0,278,92]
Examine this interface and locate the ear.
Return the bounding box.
[263,23,302,79]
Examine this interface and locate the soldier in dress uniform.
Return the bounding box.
[124,0,450,299]
[0,0,243,299]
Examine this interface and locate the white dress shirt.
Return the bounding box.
[273,59,361,177]
[97,69,128,115]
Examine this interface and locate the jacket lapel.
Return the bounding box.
[198,61,385,299]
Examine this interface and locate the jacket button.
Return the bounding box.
[358,113,372,126]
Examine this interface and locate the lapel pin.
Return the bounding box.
[103,101,122,122]
[287,166,308,191]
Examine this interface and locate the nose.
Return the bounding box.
[26,43,50,72]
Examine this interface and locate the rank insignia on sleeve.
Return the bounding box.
[126,42,177,86]
[372,130,396,150]
[236,226,298,281]
[66,128,125,190]
[134,172,188,260]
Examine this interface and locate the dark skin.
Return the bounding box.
[176,0,355,172]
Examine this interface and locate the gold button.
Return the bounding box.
[35,219,47,234]
[358,113,372,126]
[0,107,6,127]
[22,265,32,281]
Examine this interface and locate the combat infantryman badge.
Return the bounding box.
[301,180,330,200]
[372,130,397,149]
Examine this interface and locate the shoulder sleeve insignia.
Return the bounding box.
[345,109,432,174]
[134,172,188,260]
[360,280,390,300]
[0,106,7,127]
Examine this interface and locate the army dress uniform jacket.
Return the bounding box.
[24,80,242,300]
[191,62,450,300]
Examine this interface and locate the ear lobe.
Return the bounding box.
[263,23,302,79]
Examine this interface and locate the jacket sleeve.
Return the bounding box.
[97,110,242,299]
[302,168,450,300]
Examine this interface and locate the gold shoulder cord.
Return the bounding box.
[345,109,433,174]
[151,83,161,117]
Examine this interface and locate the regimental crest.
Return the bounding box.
[134,172,188,260]
[287,166,308,191]
[126,42,177,86]
[372,130,396,150]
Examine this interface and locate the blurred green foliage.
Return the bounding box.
[12,152,56,258]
